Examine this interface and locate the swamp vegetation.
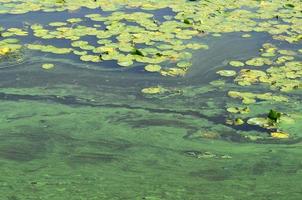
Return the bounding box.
[0,0,301,199]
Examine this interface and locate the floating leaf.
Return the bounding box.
[216,70,236,77]
[145,64,161,72]
[141,86,163,94]
[42,63,54,70]
[229,61,244,67]
[271,132,289,139]
[0,47,10,56]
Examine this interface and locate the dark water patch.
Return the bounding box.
[254,137,302,145]
[6,114,36,121]
[183,150,202,157]
[106,111,144,123]
[219,131,254,143]
[0,64,168,90]
[229,153,302,176]
[0,142,46,162]
[285,163,302,174]
[0,130,52,162]
[7,196,19,200]
[150,7,175,22]
[30,37,72,48]
[189,168,232,181]
[251,158,283,175]
[119,7,175,22]
[186,32,271,84]
[86,138,133,151]
[114,118,197,131]
[67,152,119,165]
[143,159,159,167]
[251,160,271,175]
[230,123,271,134]
[0,92,217,126]
[0,127,132,164]
[22,165,48,173]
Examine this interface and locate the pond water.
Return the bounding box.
[0,1,301,200]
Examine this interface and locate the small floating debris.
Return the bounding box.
[221,155,232,159]
[271,132,289,139]
[141,86,164,94]
[42,63,54,70]
[226,118,244,126]
[184,150,232,159]
[242,34,251,38]
[226,106,250,114]
[197,151,216,159]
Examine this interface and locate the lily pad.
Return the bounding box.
[141,86,164,94]
[271,132,289,139]
[216,70,236,77]
[145,64,161,72]
[229,61,244,67]
[42,63,54,70]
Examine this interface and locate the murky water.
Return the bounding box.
[0,2,302,200]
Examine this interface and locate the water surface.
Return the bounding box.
[0,1,302,200]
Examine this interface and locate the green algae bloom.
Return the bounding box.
[0,0,302,199]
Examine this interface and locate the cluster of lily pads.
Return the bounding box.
[0,38,22,59]
[215,41,302,140]
[1,0,302,142]
[16,11,208,76]
[228,44,302,92]
[0,0,301,75]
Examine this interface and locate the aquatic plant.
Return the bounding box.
[271,132,289,139]
[0,47,10,56]
[0,0,299,78]
[42,63,55,70]
[268,109,281,123]
[141,86,165,94]
[131,48,144,57]
[145,64,161,72]
[0,1,301,199]
[216,70,236,77]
